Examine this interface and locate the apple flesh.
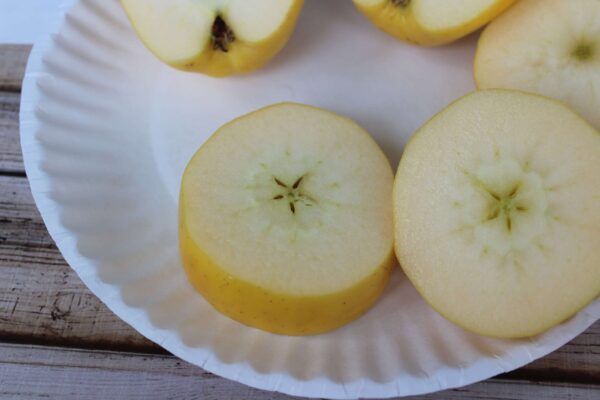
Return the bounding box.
[353,0,516,46]
[475,0,600,130]
[121,0,304,77]
[180,103,395,335]
[394,90,600,338]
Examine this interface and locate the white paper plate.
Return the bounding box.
[19,0,600,398]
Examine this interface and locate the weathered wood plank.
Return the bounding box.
[0,45,31,92]
[502,325,600,385]
[0,175,159,352]
[0,91,22,173]
[0,343,598,400]
[0,343,291,400]
[1,174,599,381]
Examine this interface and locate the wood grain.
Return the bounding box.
[1,343,598,400]
[0,91,22,173]
[0,343,290,400]
[0,45,31,92]
[0,175,159,352]
[501,325,600,385]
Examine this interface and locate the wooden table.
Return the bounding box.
[0,44,598,399]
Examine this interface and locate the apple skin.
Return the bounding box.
[353,0,516,46]
[122,0,304,77]
[178,103,396,336]
[180,200,395,336]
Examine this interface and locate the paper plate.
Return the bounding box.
[19,0,600,398]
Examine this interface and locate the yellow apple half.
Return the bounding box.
[180,103,395,335]
[475,0,600,130]
[121,0,303,77]
[394,90,600,338]
[353,0,516,46]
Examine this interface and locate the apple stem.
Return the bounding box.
[572,43,595,62]
[391,0,410,8]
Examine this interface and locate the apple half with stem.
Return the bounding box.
[352,0,516,46]
[475,0,600,130]
[394,89,600,338]
[121,0,304,77]
[180,103,395,335]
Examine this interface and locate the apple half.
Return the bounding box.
[353,0,516,46]
[394,90,600,338]
[121,0,304,77]
[180,103,395,335]
[475,0,600,130]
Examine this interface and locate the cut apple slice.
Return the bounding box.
[121,0,303,77]
[394,90,600,338]
[353,0,516,46]
[475,0,600,130]
[180,103,395,335]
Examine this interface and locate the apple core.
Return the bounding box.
[211,15,235,52]
[572,42,595,62]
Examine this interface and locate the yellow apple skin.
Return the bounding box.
[179,202,395,335]
[122,0,303,77]
[353,0,516,46]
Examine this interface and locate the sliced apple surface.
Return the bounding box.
[475,0,600,130]
[121,0,303,77]
[394,90,600,338]
[180,103,395,335]
[353,0,516,46]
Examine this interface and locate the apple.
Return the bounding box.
[394,89,600,338]
[179,103,395,335]
[120,0,304,77]
[352,0,516,46]
[475,0,600,130]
